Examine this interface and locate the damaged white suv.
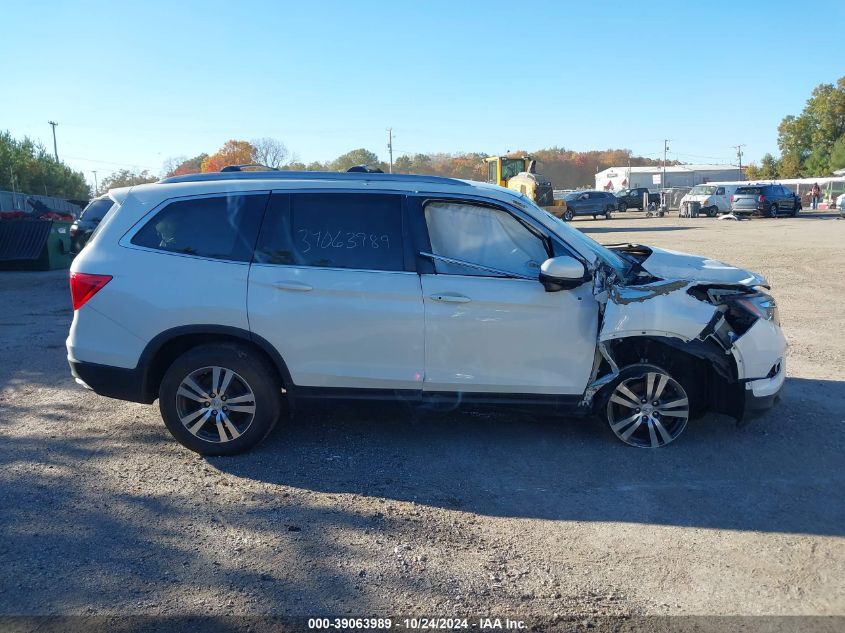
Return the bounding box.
[67,171,785,454]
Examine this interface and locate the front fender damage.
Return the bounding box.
[579,264,750,422]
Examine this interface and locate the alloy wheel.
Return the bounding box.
[606,370,689,448]
[175,366,256,443]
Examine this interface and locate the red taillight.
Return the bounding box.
[758,195,765,204]
[730,195,734,203]
[70,272,112,310]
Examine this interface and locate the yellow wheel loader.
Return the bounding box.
[483,156,566,215]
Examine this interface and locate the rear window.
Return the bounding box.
[735,187,763,195]
[254,193,405,271]
[131,194,267,262]
[80,198,114,223]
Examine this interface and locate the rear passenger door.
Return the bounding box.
[248,192,425,392]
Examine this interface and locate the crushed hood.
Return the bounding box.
[613,245,768,288]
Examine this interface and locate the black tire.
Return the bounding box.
[599,363,690,448]
[604,206,612,220]
[592,214,597,220]
[618,202,627,212]
[768,203,779,218]
[708,206,718,217]
[563,208,574,222]
[159,343,282,455]
[792,203,799,217]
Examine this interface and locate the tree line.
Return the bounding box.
[0,131,89,199]
[746,76,845,180]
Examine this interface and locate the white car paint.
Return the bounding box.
[420,274,598,394]
[638,246,767,286]
[678,184,740,215]
[248,265,425,390]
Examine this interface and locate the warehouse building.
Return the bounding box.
[595,164,744,191]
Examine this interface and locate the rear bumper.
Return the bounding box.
[69,358,153,404]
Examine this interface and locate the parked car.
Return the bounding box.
[835,192,845,216]
[68,171,785,454]
[679,184,739,217]
[561,190,616,220]
[615,187,660,212]
[70,195,114,254]
[730,184,800,218]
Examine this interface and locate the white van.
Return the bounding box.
[680,183,740,216]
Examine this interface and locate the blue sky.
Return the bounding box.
[2,0,842,188]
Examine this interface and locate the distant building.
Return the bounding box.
[595,164,744,191]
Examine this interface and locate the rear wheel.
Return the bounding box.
[563,208,574,222]
[159,343,282,455]
[602,364,690,448]
[768,203,779,218]
[604,206,613,219]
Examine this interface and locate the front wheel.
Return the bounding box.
[159,343,282,455]
[708,206,718,217]
[618,202,627,212]
[602,364,690,448]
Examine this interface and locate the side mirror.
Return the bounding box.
[539,256,588,292]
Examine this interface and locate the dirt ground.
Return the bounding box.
[0,211,843,623]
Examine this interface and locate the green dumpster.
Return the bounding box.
[0,220,74,271]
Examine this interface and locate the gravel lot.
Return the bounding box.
[0,212,843,623]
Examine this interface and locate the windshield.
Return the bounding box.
[510,193,632,279]
[689,185,716,195]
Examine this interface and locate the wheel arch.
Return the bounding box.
[598,335,743,420]
[138,325,293,402]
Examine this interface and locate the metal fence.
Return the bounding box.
[0,189,83,216]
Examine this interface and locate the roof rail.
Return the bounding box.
[158,170,472,187]
[220,163,278,172]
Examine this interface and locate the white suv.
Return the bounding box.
[67,170,786,454]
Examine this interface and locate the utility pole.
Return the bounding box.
[732,144,745,181]
[92,171,98,196]
[662,139,670,190]
[48,121,59,161]
[386,128,394,173]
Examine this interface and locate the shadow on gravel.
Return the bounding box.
[216,376,845,537]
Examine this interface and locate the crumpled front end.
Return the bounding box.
[581,245,786,423]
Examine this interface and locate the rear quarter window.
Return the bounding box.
[80,198,114,223]
[131,193,268,262]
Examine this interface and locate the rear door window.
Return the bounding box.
[254,193,405,271]
[131,193,268,262]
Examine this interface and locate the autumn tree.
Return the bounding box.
[201,140,256,172]
[98,169,158,192]
[0,130,89,198]
[164,154,208,177]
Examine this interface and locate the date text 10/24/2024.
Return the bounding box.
[307,617,527,630]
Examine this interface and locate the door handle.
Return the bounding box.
[272,281,313,292]
[430,293,471,303]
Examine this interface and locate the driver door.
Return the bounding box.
[415,199,598,395]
